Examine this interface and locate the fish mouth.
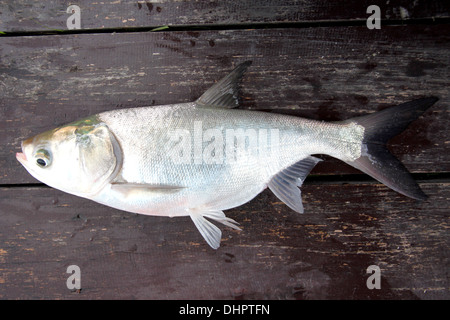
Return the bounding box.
[16,152,27,163]
[16,141,28,164]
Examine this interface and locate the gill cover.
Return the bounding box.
[74,122,122,195]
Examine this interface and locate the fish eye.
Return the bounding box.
[36,158,47,167]
[35,149,52,168]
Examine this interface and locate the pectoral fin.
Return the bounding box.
[110,182,185,197]
[268,156,322,213]
[189,209,241,249]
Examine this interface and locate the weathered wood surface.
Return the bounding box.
[0,0,449,300]
[0,0,448,32]
[0,181,448,299]
[1,26,449,184]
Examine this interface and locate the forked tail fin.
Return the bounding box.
[342,97,438,200]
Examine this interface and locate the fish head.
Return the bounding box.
[16,116,122,197]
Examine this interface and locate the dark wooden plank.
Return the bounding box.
[0,0,448,32]
[0,181,447,299]
[1,25,448,184]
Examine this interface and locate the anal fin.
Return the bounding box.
[268,156,322,213]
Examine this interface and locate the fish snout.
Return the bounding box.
[16,140,29,163]
[16,152,27,163]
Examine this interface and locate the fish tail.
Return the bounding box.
[343,97,438,200]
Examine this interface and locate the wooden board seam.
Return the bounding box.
[1,17,450,38]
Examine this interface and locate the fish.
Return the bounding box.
[16,61,438,249]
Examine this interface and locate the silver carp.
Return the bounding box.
[16,62,438,248]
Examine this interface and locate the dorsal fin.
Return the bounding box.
[195,61,252,109]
